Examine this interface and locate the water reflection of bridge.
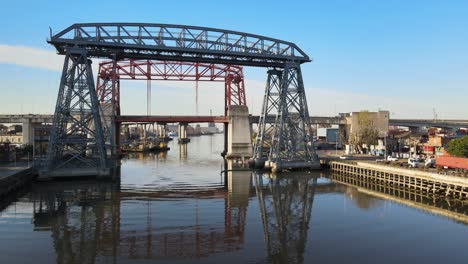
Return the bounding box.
[254,173,317,264]
[15,170,468,263]
[30,180,244,262]
[26,167,320,263]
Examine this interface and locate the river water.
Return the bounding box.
[1,134,467,264]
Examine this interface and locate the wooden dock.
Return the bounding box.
[330,161,468,198]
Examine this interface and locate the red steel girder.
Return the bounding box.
[116,115,229,124]
[96,60,247,116]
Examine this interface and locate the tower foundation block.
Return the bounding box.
[226,105,253,159]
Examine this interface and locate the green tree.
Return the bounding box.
[447,136,468,158]
[349,111,379,153]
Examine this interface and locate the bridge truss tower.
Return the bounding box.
[42,50,108,177]
[252,63,319,172]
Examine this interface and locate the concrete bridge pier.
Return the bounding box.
[226,105,253,160]
[142,124,147,146]
[158,123,168,140]
[21,120,42,145]
[155,124,160,138]
[21,120,33,145]
[178,123,190,144]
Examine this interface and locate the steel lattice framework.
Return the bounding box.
[49,23,310,67]
[252,64,318,171]
[43,49,107,176]
[44,22,316,176]
[251,69,282,167]
[266,64,317,171]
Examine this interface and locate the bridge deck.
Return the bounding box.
[116,115,229,123]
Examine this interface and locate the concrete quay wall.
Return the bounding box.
[330,161,468,198]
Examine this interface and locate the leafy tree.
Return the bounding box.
[349,111,379,153]
[447,136,468,158]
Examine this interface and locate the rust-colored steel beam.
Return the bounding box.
[117,115,229,123]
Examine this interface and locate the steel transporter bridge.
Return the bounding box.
[42,23,319,178]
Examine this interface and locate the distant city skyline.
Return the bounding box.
[0,0,467,119]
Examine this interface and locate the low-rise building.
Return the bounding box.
[342,110,389,139]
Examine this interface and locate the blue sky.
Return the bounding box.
[0,0,467,118]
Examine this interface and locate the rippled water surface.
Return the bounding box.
[1,134,468,264]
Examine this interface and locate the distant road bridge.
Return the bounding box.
[2,114,468,129]
[389,119,468,130]
[1,114,466,154]
[0,114,347,126]
[248,115,345,125]
[116,115,346,125]
[0,115,54,124]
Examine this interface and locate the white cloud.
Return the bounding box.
[0,44,63,71]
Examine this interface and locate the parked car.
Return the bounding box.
[424,157,435,168]
[387,156,399,161]
[339,155,351,160]
[408,158,419,168]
